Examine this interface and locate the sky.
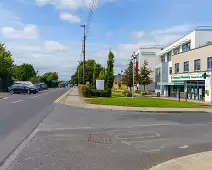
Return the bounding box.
[0,0,212,80]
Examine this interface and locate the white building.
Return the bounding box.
[155,26,212,102]
[135,46,162,91]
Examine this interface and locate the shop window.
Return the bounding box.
[167,52,172,62]
[173,47,180,55]
[175,63,179,73]
[208,57,212,70]
[184,61,189,72]
[182,42,191,52]
[169,67,172,74]
[194,59,201,71]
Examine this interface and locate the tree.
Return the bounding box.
[140,60,153,91]
[14,63,36,81]
[122,61,133,90]
[93,63,103,87]
[0,43,14,77]
[122,60,140,91]
[105,51,115,89]
[98,68,106,80]
[85,60,96,85]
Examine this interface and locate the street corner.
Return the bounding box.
[148,151,212,170]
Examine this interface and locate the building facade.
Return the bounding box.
[155,26,212,102]
[135,46,162,91]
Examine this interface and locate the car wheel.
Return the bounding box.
[27,90,31,94]
[10,90,14,94]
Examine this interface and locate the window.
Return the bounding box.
[175,63,179,73]
[184,61,189,72]
[173,47,180,55]
[161,55,165,62]
[182,42,191,52]
[208,57,212,70]
[194,59,201,71]
[167,52,172,62]
[169,67,172,74]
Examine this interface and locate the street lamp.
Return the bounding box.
[77,61,80,84]
[80,25,86,85]
[131,52,137,98]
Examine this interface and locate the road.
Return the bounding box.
[4,103,212,170]
[0,88,70,166]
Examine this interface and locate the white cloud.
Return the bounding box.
[1,25,39,40]
[132,31,145,41]
[132,24,194,46]
[60,12,81,23]
[43,41,67,53]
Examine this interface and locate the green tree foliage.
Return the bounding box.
[105,51,115,89]
[140,60,153,90]
[122,61,133,90]
[98,68,106,80]
[85,60,95,85]
[14,63,36,81]
[93,63,103,87]
[0,43,14,77]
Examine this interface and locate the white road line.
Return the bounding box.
[179,145,189,149]
[30,95,40,99]
[43,93,48,95]
[12,100,23,104]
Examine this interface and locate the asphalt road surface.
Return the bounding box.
[0,88,70,166]
[4,104,212,170]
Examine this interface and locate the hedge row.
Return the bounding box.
[78,84,112,97]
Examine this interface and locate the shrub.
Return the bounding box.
[78,84,84,97]
[122,90,132,97]
[82,85,92,97]
[90,89,112,97]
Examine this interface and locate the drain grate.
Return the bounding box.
[88,134,112,144]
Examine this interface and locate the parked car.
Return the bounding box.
[34,84,44,91]
[40,83,48,90]
[59,83,65,88]
[8,84,38,94]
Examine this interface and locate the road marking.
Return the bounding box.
[54,88,73,103]
[179,145,189,149]
[30,95,39,99]
[43,93,48,95]
[12,100,23,104]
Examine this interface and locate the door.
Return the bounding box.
[19,85,25,93]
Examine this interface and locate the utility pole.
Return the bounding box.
[121,68,123,89]
[81,25,86,85]
[77,61,80,84]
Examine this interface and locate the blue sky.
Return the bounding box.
[0,0,211,80]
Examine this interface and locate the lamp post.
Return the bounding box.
[77,61,80,84]
[80,24,86,85]
[131,52,137,98]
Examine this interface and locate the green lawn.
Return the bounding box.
[111,92,122,98]
[85,97,205,108]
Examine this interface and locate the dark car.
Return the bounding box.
[8,84,38,94]
[40,83,48,90]
[34,84,44,91]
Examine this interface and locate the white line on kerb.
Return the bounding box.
[12,100,23,104]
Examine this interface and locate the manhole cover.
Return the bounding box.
[88,134,112,144]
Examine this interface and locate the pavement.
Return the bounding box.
[0,87,70,167]
[1,87,212,169]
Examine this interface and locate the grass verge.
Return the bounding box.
[85,97,205,108]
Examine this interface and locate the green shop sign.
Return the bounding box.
[172,74,210,81]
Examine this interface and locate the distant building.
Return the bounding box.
[135,46,162,91]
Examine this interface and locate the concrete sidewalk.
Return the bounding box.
[61,87,212,113]
[150,151,212,170]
